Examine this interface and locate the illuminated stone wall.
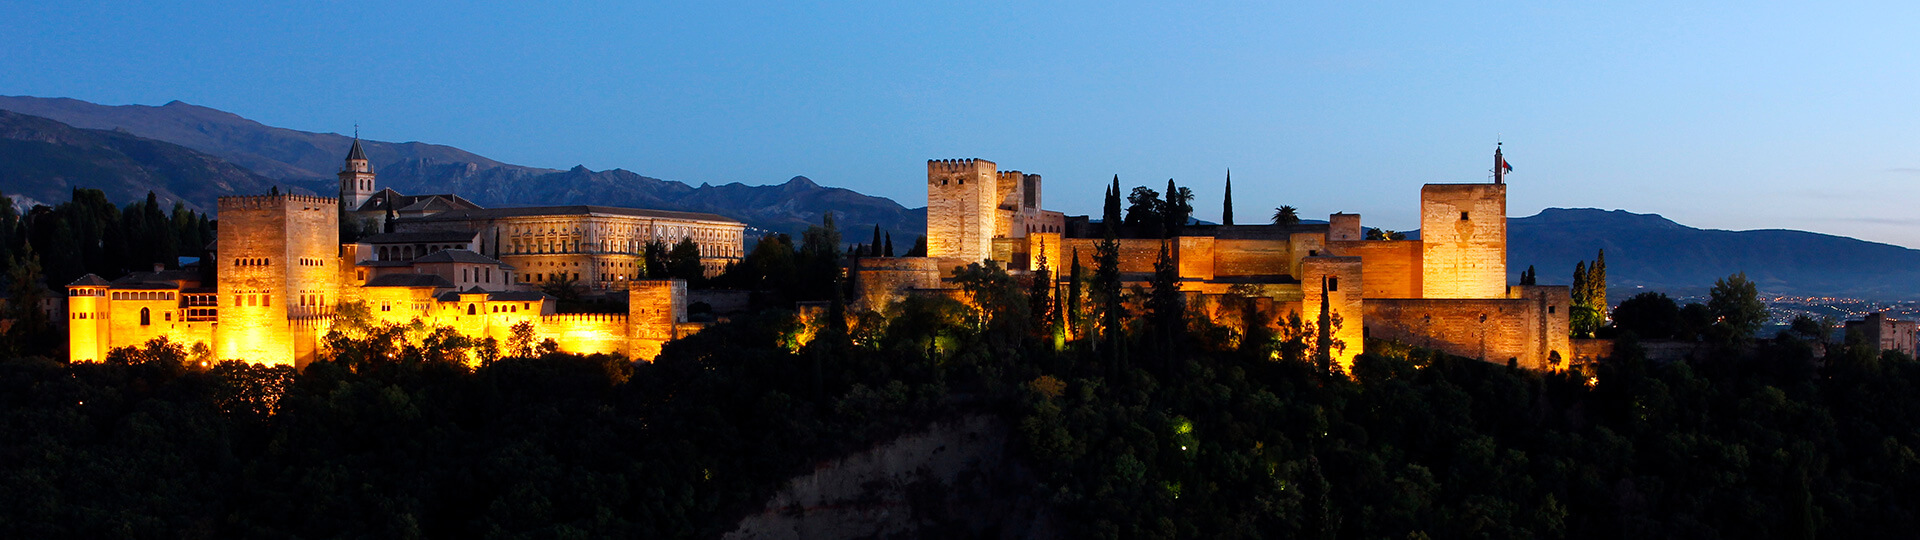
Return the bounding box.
[1212,239,1291,278]
[1420,184,1507,299]
[1326,240,1422,299]
[66,286,109,362]
[627,279,687,361]
[1362,284,1569,369]
[926,159,998,263]
[1301,256,1365,371]
[851,257,943,311]
[213,194,338,367]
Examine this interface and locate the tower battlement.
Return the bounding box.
[927,158,994,174]
[219,194,339,210]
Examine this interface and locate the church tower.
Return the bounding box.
[339,138,375,213]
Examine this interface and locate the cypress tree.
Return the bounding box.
[1103,175,1123,228]
[1029,239,1053,337]
[1068,248,1083,341]
[884,233,894,257]
[1593,249,1607,312]
[869,225,882,257]
[1147,240,1184,359]
[1222,170,1234,226]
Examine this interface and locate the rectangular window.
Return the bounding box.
[234,295,241,307]
[247,295,256,307]
[1328,277,1339,292]
[1461,212,1470,220]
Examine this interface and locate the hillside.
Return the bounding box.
[0,96,926,238]
[0,109,286,209]
[1503,208,1920,300]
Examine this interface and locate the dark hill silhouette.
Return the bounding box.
[1488,208,1920,300]
[0,96,926,238]
[0,109,286,209]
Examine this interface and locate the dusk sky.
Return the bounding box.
[7,1,1920,246]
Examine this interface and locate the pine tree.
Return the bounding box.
[1068,249,1083,341]
[1222,170,1234,226]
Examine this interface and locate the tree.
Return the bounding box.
[1364,228,1406,241]
[1068,249,1083,341]
[1094,213,1124,362]
[906,235,927,257]
[1272,205,1300,226]
[667,237,703,282]
[1221,170,1234,226]
[1610,292,1681,339]
[1146,240,1184,356]
[868,225,883,258]
[884,233,894,257]
[1162,178,1193,238]
[1,242,52,357]
[642,239,670,278]
[1709,272,1767,342]
[1124,185,1164,237]
[1103,175,1123,228]
[506,320,537,357]
[1029,239,1054,338]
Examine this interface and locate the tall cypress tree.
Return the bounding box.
[1029,239,1053,337]
[884,233,894,257]
[1068,248,1083,341]
[1222,170,1234,226]
[1592,249,1607,312]
[1103,175,1123,228]
[869,225,883,258]
[1147,240,1184,360]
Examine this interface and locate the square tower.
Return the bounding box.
[214,194,340,365]
[1419,184,1507,299]
[926,158,998,263]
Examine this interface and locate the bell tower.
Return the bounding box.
[338,137,375,213]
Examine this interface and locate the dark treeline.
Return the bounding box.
[5,211,1920,538]
[0,188,213,289]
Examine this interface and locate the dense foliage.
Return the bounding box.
[5,209,1919,537]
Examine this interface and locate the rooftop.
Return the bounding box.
[396,205,741,225]
[363,273,456,288]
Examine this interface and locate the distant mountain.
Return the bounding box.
[1500,208,1920,300]
[0,109,286,209]
[0,96,926,238]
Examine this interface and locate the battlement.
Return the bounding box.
[219,194,340,210]
[996,170,1024,182]
[541,313,628,324]
[927,158,995,175]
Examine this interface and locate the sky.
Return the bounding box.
[6,1,1920,246]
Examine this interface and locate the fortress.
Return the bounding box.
[67,140,743,366]
[68,141,1569,372]
[858,153,1571,371]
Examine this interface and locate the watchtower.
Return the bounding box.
[1419,183,1507,299]
[214,193,341,365]
[927,158,998,263]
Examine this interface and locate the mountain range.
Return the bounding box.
[3,96,1919,299]
[0,96,926,238]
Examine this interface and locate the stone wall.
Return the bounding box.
[926,159,998,263]
[1327,240,1422,299]
[1419,184,1507,299]
[852,257,944,311]
[214,194,337,366]
[1302,257,1365,370]
[627,279,686,361]
[1361,285,1570,369]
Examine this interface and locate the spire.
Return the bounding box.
[1222,169,1234,226]
[346,137,367,162]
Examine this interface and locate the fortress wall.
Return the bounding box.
[853,257,944,311]
[1028,233,1063,276]
[1508,285,1573,368]
[1327,240,1423,299]
[628,279,686,361]
[1302,257,1365,370]
[1211,238,1292,277]
[1420,184,1507,299]
[1176,236,1215,281]
[540,313,630,357]
[1363,297,1549,367]
[1057,238,1164,275]
[1288,232,1326,278]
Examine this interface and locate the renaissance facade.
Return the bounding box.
[68,140,743,366]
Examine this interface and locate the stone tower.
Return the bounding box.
[1419,183,1507,299]
[339,139,374,215]
[213,194,340,366]
[926,158,998,263]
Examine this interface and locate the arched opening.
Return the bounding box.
[467,304,477,315]
[139,307,150,326]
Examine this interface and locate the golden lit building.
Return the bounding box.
[855,153,1573,371]
[66,140,733,366]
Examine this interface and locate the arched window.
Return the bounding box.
[139,307,150,326]
[467,304,477,315]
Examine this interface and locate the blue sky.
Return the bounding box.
[7,1,1920,246]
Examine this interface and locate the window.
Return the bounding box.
[1549,305,1556,314]
[139,308,150,326]
[467,304,477,315]
[263,294,269,307]
[1328,277,1339,292]
[1461,212,1470,220]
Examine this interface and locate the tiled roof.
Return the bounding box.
[397,205,741,224]
[411,249,511,267]
[67,274,110,287]
[363,273,456,288]
[358,230,481,244]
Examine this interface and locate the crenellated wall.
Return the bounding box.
[926,159,998,263]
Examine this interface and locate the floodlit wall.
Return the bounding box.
[214,194,338,366]
[1301,256,1364,371]
[1327,240,1422,299]
[1420,184,1507,299]
[927,159,998,263]
[627,279,687,361]
[1362,285,1569,369]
